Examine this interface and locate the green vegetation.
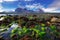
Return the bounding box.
[0,15,60,40]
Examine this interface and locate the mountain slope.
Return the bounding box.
[15,8,44,13]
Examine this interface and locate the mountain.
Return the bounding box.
[15,8,44,13]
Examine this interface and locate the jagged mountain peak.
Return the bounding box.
[15,7,44,13]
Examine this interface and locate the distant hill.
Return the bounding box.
[15,8,44,13]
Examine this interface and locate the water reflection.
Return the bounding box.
[1,23,19,39]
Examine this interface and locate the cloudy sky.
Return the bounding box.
[0,0,60,13]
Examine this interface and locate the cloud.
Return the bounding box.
[0,0,18,3]
[25,3,44,11]
[42,8,57,12]
[24,2,60,13]
[0,0,3,3]
[18,3,58,12]
[3,0,18,2]
[45,0,60,12]
[48,0,60,8]
[0,4,3,9]
[0,0,60,13]
[0,9,15,12]
[0,3,4,12]
[3,9,15,12]
[0,0,17,12]
[0,3,15,12]
[24,0,34,1]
